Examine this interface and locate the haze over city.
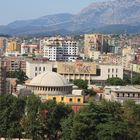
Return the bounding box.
[0,0,110,25]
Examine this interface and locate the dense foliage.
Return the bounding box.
[61,100,140,140]
[73,79,88,89]
[106,77,124,86]
[6,69,28,84]
[0,94,73,140]
[0,94,140,140]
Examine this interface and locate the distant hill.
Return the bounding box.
[0,0,140,35]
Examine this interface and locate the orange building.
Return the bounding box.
[6,39,17,52]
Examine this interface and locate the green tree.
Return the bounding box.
[39,100,73,140]
[132,75,140,85]
[21,95,42,140]
[73,79,88,89]
[123,73,131,85]
[84,89,96,96]
[123,100,140,139]
[0,94,25,139]
[61,100,131,140]
[16,69,28,84]
[106,77,124,86]
[61,114,74,140]
[7,69,28,84]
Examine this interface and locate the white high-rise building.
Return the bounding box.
[41,37,79,61]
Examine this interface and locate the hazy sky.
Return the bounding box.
[0,0,109,25]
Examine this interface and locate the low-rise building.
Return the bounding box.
[26,71,84,105]
[57,61,123,85]
[103,86,140,104]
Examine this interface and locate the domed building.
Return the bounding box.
[26,71,73,101]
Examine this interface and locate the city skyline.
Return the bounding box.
[0,0,109,25]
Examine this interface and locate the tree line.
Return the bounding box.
[0,94,140,140]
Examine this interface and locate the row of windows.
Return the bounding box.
[117,93,140,98]
[53,97,81,103]
[35,67,46,71]
[108,68,118,73]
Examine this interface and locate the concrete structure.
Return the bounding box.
[26,60,123,85]
[26,71,84,104]
[4,57,26,72]
[84,34,108,58]
[132,62,140,73]
[6,39,17,53]
[90,51,100,60]
[99,53,122,65]
[107,37,121,54]
[5,51,21,57]
[42,37,79,61]
[21,43,39,55]
[104,86,140,104]
[0,37,7,52]
[57,61,123,85]
[26,59,54,78]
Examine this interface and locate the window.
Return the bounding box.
[116,75,118,77]
[108,68,110,73]
[77,98,81,103]
[43,67,45,71]
[35,67,37,71]
[53,97,56,101]
[39,67,41,71]
[61,97,64,101]
[108,75,110,78]
[116,68,118,73]
[35,73,37,76]
[69,98,73,102]
[112,68,114,73]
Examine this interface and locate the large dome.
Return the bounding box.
[28,71,70,87]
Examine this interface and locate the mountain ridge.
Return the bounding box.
[0,0,140,35]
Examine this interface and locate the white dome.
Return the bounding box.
[28,72,70,87]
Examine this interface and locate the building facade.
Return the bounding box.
[42,37,79,61]
[84,34,108,58]
[21,43,39,55]
[104,86,140,104]
[4,57,26,72]
[6,39,17,52]
[26,59,54,79]
[26,71,84,105]
[57,61,123,84]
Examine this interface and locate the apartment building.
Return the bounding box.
[21,43,39,55]
[41,37,79,61]
[84,34,108,59]
[0,37,7,52]
[6,39,17,52]
[4,57,26,72]
[99,53,122,65]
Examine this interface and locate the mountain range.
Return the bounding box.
[0,0,140,36]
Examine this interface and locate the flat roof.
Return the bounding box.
[105,86,140,93]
